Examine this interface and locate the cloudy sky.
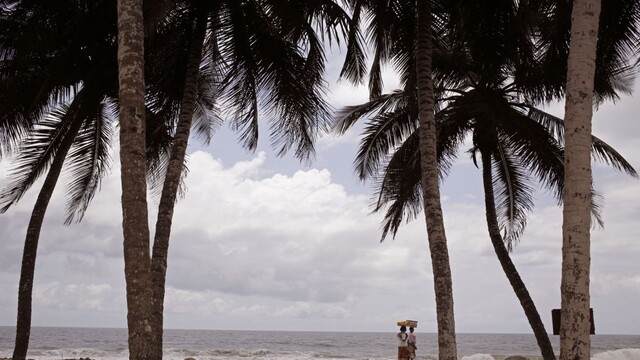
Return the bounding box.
[1,53,639,336]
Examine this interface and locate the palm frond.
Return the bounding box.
[525,107,564,143]
[0,101,82,213]
[591,135,638,177]
[63,99,114,224]
[502,110,565,203]
[333,90,406,134]
[216,1,261,149]
[533,0,640,103]
[338,0,367,84]
[526,106,637,178]
[355,108,415,181]
[591,188,605,229]
[368,47,384,99]
[489,142,536,250]
[372,110,467,241]
[373,131,423,241]
[191,87,221,145]
[145,105,175,201]
[388,0,417,90]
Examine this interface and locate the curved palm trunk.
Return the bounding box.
[149,14,208,360]
[480,152,556,360]
[11,107,85,360]
[560,1,601,359]
[116,0,153,359]
[416,1,457,359]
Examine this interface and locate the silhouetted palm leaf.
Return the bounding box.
[64,99,115,224]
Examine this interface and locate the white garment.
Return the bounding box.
[397,332,408,346]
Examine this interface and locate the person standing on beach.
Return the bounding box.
[397,325,410,360]
[407,327,417,359]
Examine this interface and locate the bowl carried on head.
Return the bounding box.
[396,320,418,328]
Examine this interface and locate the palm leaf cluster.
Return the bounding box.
[0,0,119,222]
[1,0,354,359]
[334,2,638,359]
[146,0,351,161]
[531,0,640,103]
[336,0,639,245]
[1,0,639,359]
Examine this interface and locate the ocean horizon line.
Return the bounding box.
[0,325,637,337]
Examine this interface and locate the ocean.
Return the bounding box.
[0,327,638,360]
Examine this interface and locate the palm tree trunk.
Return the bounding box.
[480,152,556,360]
[415,1,457,359]
[560,1,601,359]
[149,14,208,360]
[11,104,85,360]
[116,0,153,359]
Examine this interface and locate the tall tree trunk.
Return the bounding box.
[560,1,600,359]
[415,1,457,359]
[480,152,556,360]
[116,0,153,359]
[149,14,208,360]
[11,102,85,360]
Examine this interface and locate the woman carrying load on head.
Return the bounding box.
[397,325,410,360]
[407,327,417,359]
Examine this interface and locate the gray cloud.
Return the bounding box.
[1,81,639,335]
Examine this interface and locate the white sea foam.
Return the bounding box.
[1,328,639,360]
[592,348,640,360]
[1,350,640,360]
[460,354,497,360]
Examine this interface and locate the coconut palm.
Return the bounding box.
[2,1,349,358]
[0,2,182,358]
[143,1,352,357]
[338,0,640,357]
[338,1,460,356]
[0,4,119,360]
[335,77,637,360]
[527,1,640,357]
[115,0,154,357]
[415,2,458,358]
[557,1,602,358]
[334,0,640,349]
[558,4,602,357]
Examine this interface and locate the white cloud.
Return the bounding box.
[1,82,640,335]
[274,302,350,319]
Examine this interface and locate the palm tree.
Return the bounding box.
[526,1,640,358]
[334,55,637,360]
[558,1,601,359]
[115,0,155,358]
[0,3,188,359]
[415,1,457,358]
[0,3,123,359]
[1,91,116,360]
[140,1,352,357]
[3,1,348,358]
[338,1,459,356]
[338,1,640,358]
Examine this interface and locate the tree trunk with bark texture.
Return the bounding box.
[11,102,85,360]
[480,152,557,360]
[116,0,153,359]
[415,1,457,359]
[560,1,600,359]
[149,14,208,360]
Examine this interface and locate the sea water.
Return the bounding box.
[0,327,638,360]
